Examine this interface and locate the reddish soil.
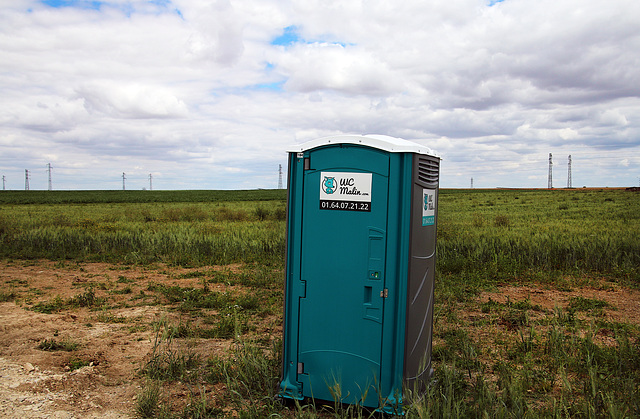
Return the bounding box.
[0,260,251,418]
[478,283,640,327]
[0,261,638,417]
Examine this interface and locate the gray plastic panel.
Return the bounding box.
[404,154,439,390]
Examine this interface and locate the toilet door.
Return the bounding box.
[296,145,389,407]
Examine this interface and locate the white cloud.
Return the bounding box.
[77,82,189,118]
[0,0,639,190]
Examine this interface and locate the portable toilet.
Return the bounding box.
[279,134,440,413]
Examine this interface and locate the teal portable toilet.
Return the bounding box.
[279,134,440,413]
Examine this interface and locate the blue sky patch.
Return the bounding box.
[148,0,171,6]
[41,0,182,17]
[254,81,285,92]
[41,0,104,10]
[270,25,352,48]
[271,26,300,46]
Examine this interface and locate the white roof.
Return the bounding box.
[287,134,439,157]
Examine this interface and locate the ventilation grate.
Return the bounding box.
[417,157,439,184]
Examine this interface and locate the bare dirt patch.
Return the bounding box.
[0,260,258,418]
[478,284,640,326]
[1,260,638,417]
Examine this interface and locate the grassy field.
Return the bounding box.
[0,191,287,266]
[0,188,639,417]
[0,189,287,205]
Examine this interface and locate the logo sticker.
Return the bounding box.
[422,189,436,226]
[319,172,372,212]
[322,176,337,194]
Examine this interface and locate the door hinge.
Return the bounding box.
[297,362,304,374]
[380,289,388,298]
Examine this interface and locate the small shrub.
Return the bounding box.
[67,357,91,370]
[215,207,248,221]
[201,313,248,339]
[568,296,610,312]
[272,206,287,221]
[68,287,103,308]
[0,216,12,236]
[135,381,161,419]
[472,213,485,227]
[181,390,223,418]
[37,337,79,352]
[31,296,65,314]
[94,312,129,323]
[0,289,17,302]
[206,339,282,397]
[494,214,510,227]
[510,298,542,312]
[113,285,133,295]
[162,206,208,222]
[500,308,528,330]
[254,206,270,221]
[235,294,260,311]
[141,324,201,382]
[481,298,503,313]
[553,306,576,326]
[116,276,136,284]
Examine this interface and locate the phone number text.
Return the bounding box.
[319,200,371,212]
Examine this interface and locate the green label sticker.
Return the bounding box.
[422,189,436,226]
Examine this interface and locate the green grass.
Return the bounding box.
[67,357,92,370]
[437,188,640,282]
[135,380,162,418]
[140,320,202,383]
[30,288,105,313]
[0,189,286,205]
[419,321,640,418]
[37,337,79,352]
[1,188,639,417]
[1,189,637,279]
[0,201,286,266]
[568,296,610,311]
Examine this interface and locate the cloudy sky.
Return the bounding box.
[1,0,639,190]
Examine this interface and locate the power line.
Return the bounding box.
[47,163,53,191]
[441,151,637,177]
[442,150,640,164]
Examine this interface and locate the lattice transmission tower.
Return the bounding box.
[47,163,53,191]
[548,153,553,189]
[149,174,153,191]
[122,172,126,191]
[567,155,572,188]
[25,170,30,191]
[278,164,283,189]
